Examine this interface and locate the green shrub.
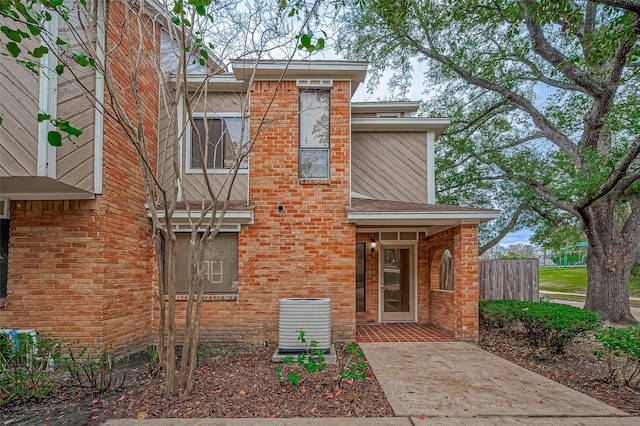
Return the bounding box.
[339,343,369,382]
[0,331,61,405]
[60,344,126,392]
[479,300,601,353]
[594,325,640,387]
[274,330,326,386]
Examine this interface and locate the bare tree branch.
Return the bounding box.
[592,0,640,13]
[479,204,525,255]
[579,136,640,208]
[403,34,579,163]
[522,0,603,96]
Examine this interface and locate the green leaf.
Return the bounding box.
[2,26,22,42]
[72,52,89,67]
[47,131,62,147]
[55,37,67,46]
[37,113,51,122]
[300,33,312,49]
[0,117,3,125]
[317,38,325,50]
[31,45,49,58]
[55,64,65,75]
[171,16,180,25]
[195,5,206,16]
[6,42,21,57]
[173,0,183,14]
[26,24,40,36]
[65,124,83,137]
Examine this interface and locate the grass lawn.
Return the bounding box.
[539,266,640,297]
[539,267,587,293]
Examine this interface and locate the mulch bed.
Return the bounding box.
[479,325,640,416]
[6,329,640,425]
[1,343,393,425]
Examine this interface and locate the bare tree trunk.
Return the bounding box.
[153,232,167,373]
[165,234,177,395]
[583,205,639,323]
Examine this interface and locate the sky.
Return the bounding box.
[499,229,533,247]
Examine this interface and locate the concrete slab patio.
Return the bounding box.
[361,341,630,419]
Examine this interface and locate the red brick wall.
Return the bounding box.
[1,1,158,353]
[99,0,158,352]
[421,225,479,341]
[3,200,105,345]
[453,225,479,341]
[184,80,356,344]
[356,233,378,323]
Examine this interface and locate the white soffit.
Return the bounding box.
[351,117,451,136]
[351,101,421,114]
[346,211,500,226]
[151,209,254,225]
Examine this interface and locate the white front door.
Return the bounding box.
[380,245,415,321]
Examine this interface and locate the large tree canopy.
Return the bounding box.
[338,0,640,322]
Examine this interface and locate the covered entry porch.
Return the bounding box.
[347,199,499,342]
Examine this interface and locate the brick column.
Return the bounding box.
[453,224,479,341]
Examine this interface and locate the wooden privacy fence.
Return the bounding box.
[478,259,539,302]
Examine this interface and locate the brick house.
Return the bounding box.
[0,3,498,352]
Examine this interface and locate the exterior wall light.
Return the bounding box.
[370,239,377,252]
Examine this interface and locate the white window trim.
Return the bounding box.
[299,91,331,179]
[185,112,249,174]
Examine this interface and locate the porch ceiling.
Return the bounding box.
[346,198,500,227]
[0,176,95,200]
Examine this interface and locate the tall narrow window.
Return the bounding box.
[356,242,366,312]
[299,91,330,178]
[189,116,249,171]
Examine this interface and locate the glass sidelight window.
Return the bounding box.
[356,243,366,312]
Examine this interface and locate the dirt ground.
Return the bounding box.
[5,328,640,425]
[479,325,640,417]
[1,343,393,425]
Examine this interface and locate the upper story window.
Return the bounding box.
[299,91,330,179]
[188,115,249,173]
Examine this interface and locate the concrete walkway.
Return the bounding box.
[360,341,635,424]
[104,341,639,425]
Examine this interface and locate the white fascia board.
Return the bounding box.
[2,192,96,200]
[37,13,59,178]
[351,118,451,136]
[347,211,500,223]
[427,132,435,204]
[181,74,247,92]
[151,209,254,224]
[230,60,368,94]
[93,0,106,194]
[351,102,421,114]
